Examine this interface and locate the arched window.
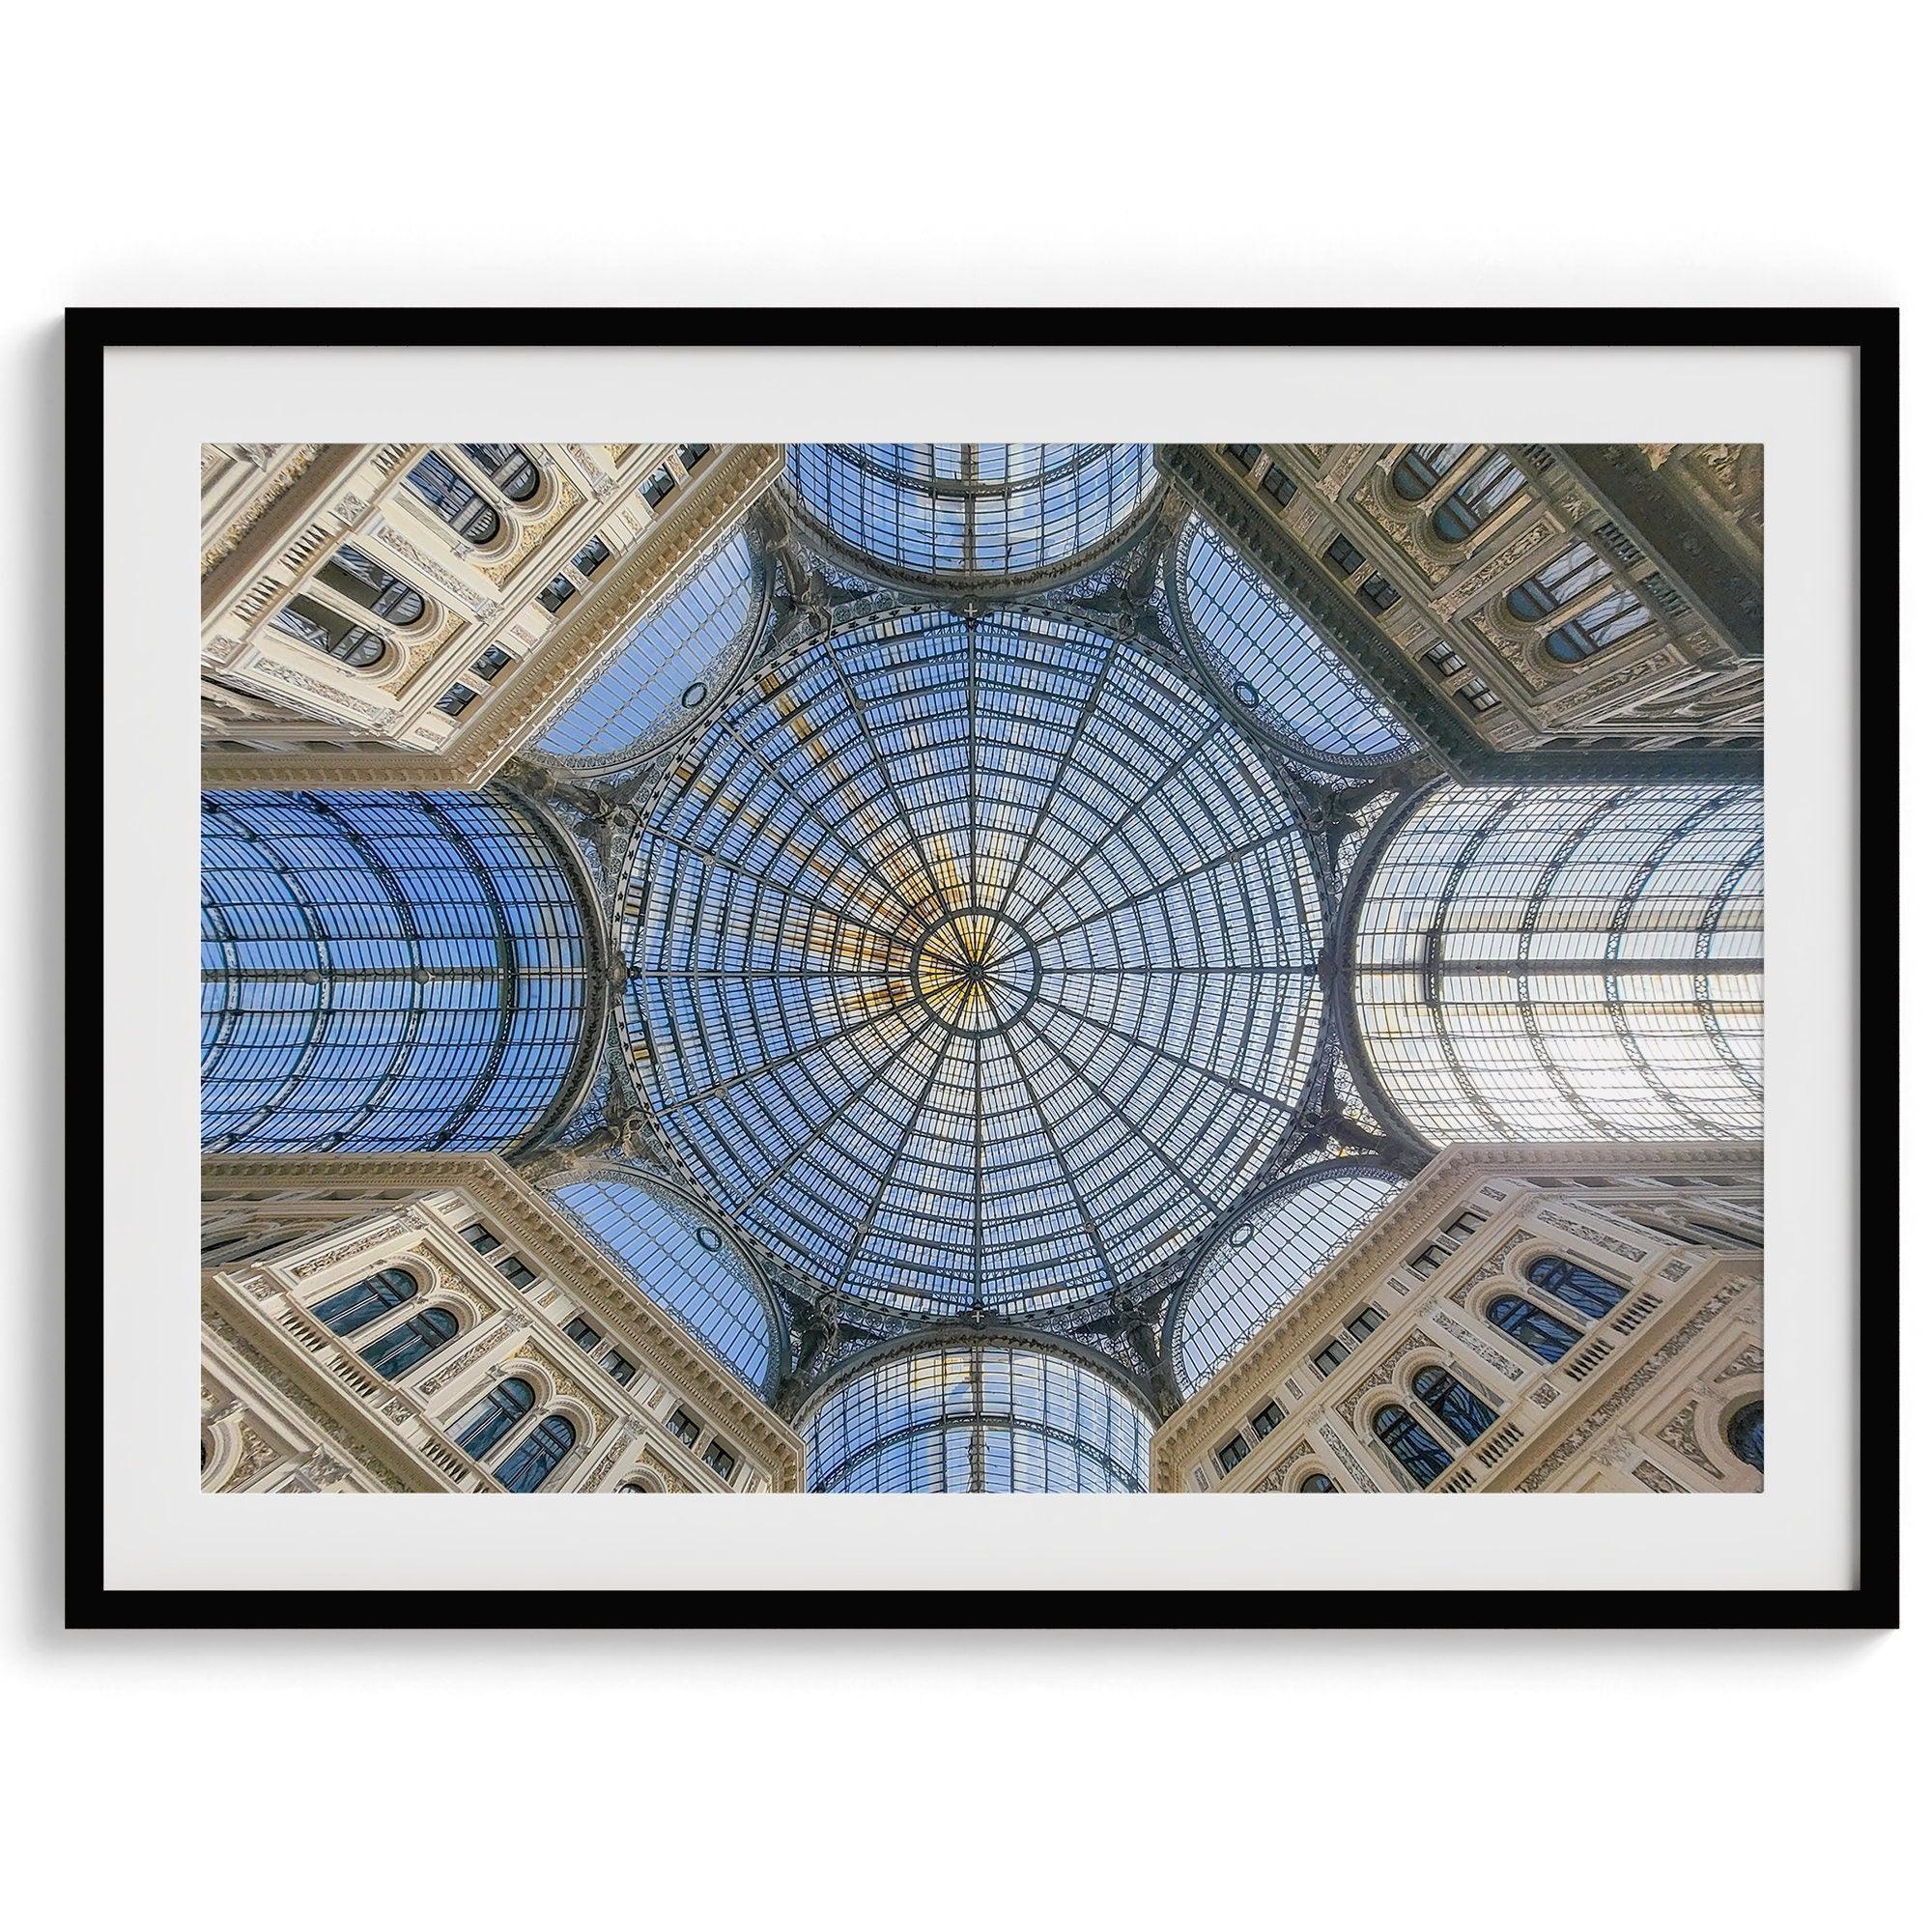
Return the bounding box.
[1506,541,1648,662]
[317,546,426,626]
[497,1413,577,1492]
[358,1305,459,1378]
[405,451,501,543]
[1392,442,1466,500]
[460,442,540,502]
[617,1480,656,1494]
[1411,1364,1498,1445]
[1298,1471,1337,1492]
[1431,449,1525,543]
[270,593,386,668]
[1526,1255,1626,1321]
[1372,1405,1453,1488]
[1486,1293,1583,1365]
[1726,1401,1763,1473]
[312,1266,417,1337]
[452,1378,534,1461]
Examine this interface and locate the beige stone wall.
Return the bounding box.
[200,1159,805,1494]
[1153,1145,1763,1495]
[1199,442,1762,751]
[199,440,781,781]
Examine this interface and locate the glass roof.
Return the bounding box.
[201,789,591,1153]
[548,1174,780,1393]
[536,529,757,766]
[616,604,1326,1318]
[1170,1162,1405,1395]
[1352,783,1763,1143]
[786,443,1158,581]
[1175,515,1414,765]
[802,1342,1154,1492]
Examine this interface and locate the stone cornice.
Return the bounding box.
[200,1279,446,1493]
[201,1153,806,1488]
[1150,1140,1763,1487]
[199,442,785,792]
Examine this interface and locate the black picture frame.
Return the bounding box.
[70,306,1899,1632]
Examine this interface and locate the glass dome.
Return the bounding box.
[786,443,1159,582]
[802,1341,1154,1492]
[1174,514,1414,765]
[616,604,1327,1319]
[1352,783,1763,1143]
[536,528,758,767]
[1170,1162,1406,1395]
[549,1174,781,1393]
[201,789,593,1153]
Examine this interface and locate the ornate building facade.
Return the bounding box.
[197,441,1765,1495]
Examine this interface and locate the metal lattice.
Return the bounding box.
[1172,515,1415,765]
[1168,1161,1406,1395]
[201,789,593,1153]
[786,443,1159,582]
[536,529,760,768]
[615,604,1327,1320]
[1351,783,1763,1144]
[802,1341,1155,1492]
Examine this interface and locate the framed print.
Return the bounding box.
[76,307,1897,1628]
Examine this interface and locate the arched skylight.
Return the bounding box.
[1353,783,1763,1143]
[549,1175,780,1394]
[1176,515,1413,764]
[201,789,591,1153]
[1171,1163,1406,1394]
[617,605,1325,1319]
[536,529,756,764]
[802,1342,1154,1492]
[786,443,1158,581]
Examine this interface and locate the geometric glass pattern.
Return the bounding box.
[802,1343,1154,1492]
[786,443,1159,580]
[535,530,758,764]
[1175,515,1414,763]
[1352,783,1763,1144]
[200,790,592,1153]
[616,607,1327,1318]
[549,1176,780,1394]
[1171,1164,1405,1395]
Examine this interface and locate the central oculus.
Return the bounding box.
[911,908,1039,1036]
[616,606,1328,1319]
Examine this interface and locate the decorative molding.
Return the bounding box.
[1334,1330,1433,1430]
[1515,1272,1755,1492]
[1656,1401,1728,1483]
[202,1153,805,1488]
[1151,1143,1760,1486]
[1427,1308,1526,1384]
[1533,1209,1647,1264]
[1446,1227,1534,1308]
[1632,1458,1689,1493]
[1249,1441,1315,1492]
[202,443,782,790]
[1712,1343,1764,1386]
[199,1302,415,1492]
[286,1221,413,1281]
[202,445,323,575]
[1317,1420,1378,1492]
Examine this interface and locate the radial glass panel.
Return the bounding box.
[1176,515,1414,763]
[201,790,591,1153]
[549,1176,779,1393]
[1352,784,1762,1143]
[536,529,758,763]
[616,607,1326,1318]
[786,443,1158,581]
[803,1344,1154,1492]
[1174,1165,1405,1394]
